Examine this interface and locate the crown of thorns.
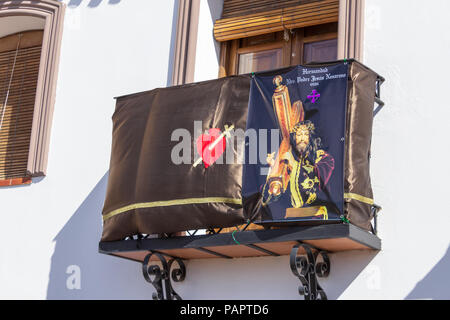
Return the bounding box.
[291,121,315,134]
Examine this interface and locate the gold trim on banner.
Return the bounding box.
[344,193,374,205]
[103,197,243,221]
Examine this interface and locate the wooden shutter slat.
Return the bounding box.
[0,93,38,102]
[0,110,35,117]
[0,109,35,118]
[0,167,30,173]
[0,153,31,159]
[0,80,40,89]
[0,61,41,70]
[0,66,41,75]
[0,159,30,165]
[0,118,34,126]
[0,149,32,155]
[0,171,28,179]
[0,54,41,66]
[0,164,30,170]
[0,160,28,166]
[0,130,32,141]
[0,128,32,137]
[0,152,31,158]
[221,0,322,18]
[0,134,33,145]
[0,141,32,148]
[216,8,338,32]
[0,56,41,67]
[0,168,29,173]
[0,154,29,160]
[0,160,29,166]
[0,84,39,94]
[0,48,42,59]
[0,51,41,60]
[216,9,338,35]
[0,173,28,179]
[0,66,41,77]
[0,162,29,167]
[0,100,36,108]
[215,12,338,39]
[0,112,35,122]
[0,133,32,141]
[0,160,30,165]
[0,145,32,152]
[0,101,36,110]
[0,155,31,161]
[0,167,29,172]
[0,31,42,181]
[0,141,32,149]
[0,51,42,62]
[0,63,40,72]
[214,0,339,42]
[0,86,39,95]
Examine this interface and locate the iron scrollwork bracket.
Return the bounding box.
[142,251,186,300]
[290,243,330,300]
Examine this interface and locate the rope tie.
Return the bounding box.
[231,219,252,245]
[340,215,350,224]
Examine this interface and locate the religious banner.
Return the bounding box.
[243,62,349,225]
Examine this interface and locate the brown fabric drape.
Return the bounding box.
[344,61,378,230]
[102,76,251,241]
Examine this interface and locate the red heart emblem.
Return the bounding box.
[196,128,226,168]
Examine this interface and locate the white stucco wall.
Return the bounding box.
[0,0,176,299]
[357,0,450,299]
[0,0,449,300]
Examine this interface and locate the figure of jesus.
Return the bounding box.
[265,120,335,209]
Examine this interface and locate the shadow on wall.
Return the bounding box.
[322,250,379,299]
[45,170,379,299]
[62,0,121,8]
[46,172,152,299]
[406,245,450,300]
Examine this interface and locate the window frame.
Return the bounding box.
[225,36,290,76]
[215,0,364,77]
[220,25,339,77]
[0,30,44,186]
[0,0,65,185]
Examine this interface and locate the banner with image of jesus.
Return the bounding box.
[243,62,349,224]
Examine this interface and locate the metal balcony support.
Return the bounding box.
[142,251,186,300]
[374,76,386,117]
[290,243,330,300]
[100,224,381,300]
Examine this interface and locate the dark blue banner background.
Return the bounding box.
[243,62,349,223]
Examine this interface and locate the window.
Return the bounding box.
[221,23,338,76]
[214,0,364,76]
[0,1,65,186]
[0,30,43,185]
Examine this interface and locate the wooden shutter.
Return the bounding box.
[221,0,323,19]
[214,0,339,42]
[0,30,43,185]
